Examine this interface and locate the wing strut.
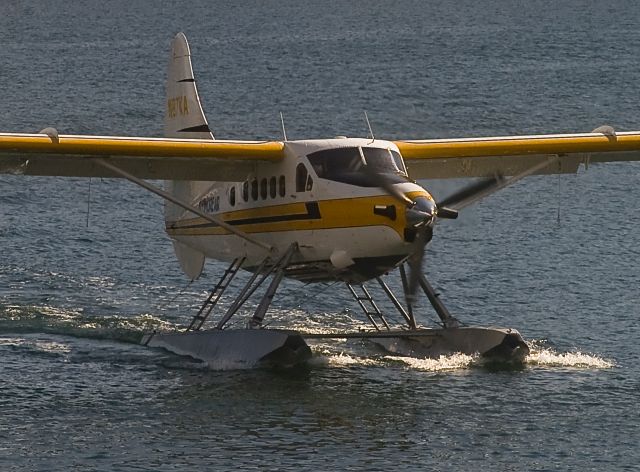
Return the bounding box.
[94,158,273,252]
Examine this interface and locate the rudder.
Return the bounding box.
[164,33,212,280]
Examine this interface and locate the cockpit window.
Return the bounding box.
[388,150,407,175]
[307,147,407,187]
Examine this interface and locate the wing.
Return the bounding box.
[395,130,640,179]
[0,132,285,181]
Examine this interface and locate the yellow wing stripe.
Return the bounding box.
[0,133,285,160]
[394,132,640,160]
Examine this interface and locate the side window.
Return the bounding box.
[229,186,236,206]
[260,178,268,200]
[296,163,308,192]
[279,175,286,197]
[269,176,277,198]
[242,181,249,202]
[251,178,258,200]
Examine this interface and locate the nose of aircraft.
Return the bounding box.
[406,196,437,226]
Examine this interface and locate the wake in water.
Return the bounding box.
[311,350,477,371]
[524,340,615,369]
[0,304,176,344]
[309,339,615,372]
[0,305,616,372]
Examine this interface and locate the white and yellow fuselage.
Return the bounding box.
[165,138,432,283]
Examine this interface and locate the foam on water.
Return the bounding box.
[308,338,615,372]
[525,344,615,369]
[309,342,478,371]
[310,350,478,372]
[310,348,614,372]
[384,353,478,371]
[310,349,381,368]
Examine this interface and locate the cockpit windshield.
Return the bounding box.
[307,147,408,187]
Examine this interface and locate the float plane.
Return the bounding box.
[2,33,640,367]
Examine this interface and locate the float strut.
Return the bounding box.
[215,257,270,329]
[187,257,245,331]
[346,283,390,331]
[376,276,417,329]
[249,243,298,327]
[417,273,460,328]
[399,265,416,325]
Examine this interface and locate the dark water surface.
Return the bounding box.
[1,1,640,470]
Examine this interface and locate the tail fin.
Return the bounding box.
[164,33,212,280]
[164,32,214,139]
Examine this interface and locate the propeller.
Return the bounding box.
[368,168,505,303]
[437,174,506,210]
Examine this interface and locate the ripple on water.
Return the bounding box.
[0,304,178,343]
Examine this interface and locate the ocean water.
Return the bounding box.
[1,1,640,470]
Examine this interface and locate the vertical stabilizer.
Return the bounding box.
[164,33,211,280]
[164,32,214,139]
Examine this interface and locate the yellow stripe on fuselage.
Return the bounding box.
[166,192,429,237]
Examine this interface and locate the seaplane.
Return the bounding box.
[2,33,640,368]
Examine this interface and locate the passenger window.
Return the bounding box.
[260,178,268,200]
[242,181,249,202]
[269,176,277,198]
[296,163,308,192]
[251,178,258,200]
[279,175,286,197]
[229,186,236,206]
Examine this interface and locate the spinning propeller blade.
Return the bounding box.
[438,174,505,209]
[364,168,415,207]
[406,224,432,301]
[368,170,505,302]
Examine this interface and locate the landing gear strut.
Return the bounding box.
[348,263,459,331]
[141,243,312,367]
[341,263,529,361]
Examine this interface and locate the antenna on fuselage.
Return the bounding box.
[280,111,288,141]
[364,111,375,143]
